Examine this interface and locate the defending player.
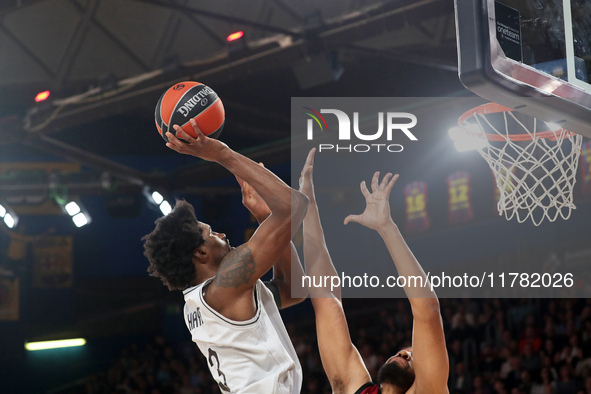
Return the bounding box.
[299,148,449,394]
[142,119,308,393]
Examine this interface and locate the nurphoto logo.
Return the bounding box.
[303,107,418,153]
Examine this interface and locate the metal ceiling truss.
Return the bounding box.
[2,0,454,202]
[131,0,304,38]
[55,0,102,86]
[0,21,56,79]
[0,0,52,16]
[65,0,152,72]
[344,43,457,72]
[23,0,452,133]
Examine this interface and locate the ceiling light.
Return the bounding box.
[226,31,244,42]
[151,191,164,205]
[61,200,91,227]
[448,126,487,152]
[159,200,172,215]
[64,201,81,216]
[72,212,89,228]
[545,121,563,132]
[143,186,172,216]
[0,202,18,229]
[25,338,86,351]
[34,90,51,102]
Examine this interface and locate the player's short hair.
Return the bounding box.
[142,199,205,290]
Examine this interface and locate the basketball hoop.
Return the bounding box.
[457,102,583,226]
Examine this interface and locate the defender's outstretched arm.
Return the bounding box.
[300,149,371,393]
[345,172,449,394]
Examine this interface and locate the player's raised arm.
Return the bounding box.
[345,172,449,394]
[300,148,372,393]
[235,169,307,309]
[166,120,308,317]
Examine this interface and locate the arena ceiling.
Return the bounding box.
[0,0,461,200]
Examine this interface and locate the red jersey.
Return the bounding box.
[356,382,380,394]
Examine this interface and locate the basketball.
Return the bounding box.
[155,81,225,141]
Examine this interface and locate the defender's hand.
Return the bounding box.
[344,171,399,230]
[236,163,271,223]
[165,119,229,162]
[298,148,316,202]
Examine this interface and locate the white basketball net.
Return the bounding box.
[458,104,583,226]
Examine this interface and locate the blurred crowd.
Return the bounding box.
[84,298,591,394]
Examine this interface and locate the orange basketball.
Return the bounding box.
[155,81,225,141]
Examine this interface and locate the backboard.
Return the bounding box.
[455,0,591,138]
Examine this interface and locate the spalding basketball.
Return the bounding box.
[155,81,225,141]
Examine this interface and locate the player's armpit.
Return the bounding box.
[313,296,371,393]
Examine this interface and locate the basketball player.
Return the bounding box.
[299,148,449,394]
[142,119,308,393]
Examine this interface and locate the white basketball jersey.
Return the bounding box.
[183,278,302,394]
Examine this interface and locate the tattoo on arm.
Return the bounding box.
[214,246,256,288]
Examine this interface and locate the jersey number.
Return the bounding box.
[208,348,231,392]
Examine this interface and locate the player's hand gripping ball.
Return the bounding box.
[155,81,225,142]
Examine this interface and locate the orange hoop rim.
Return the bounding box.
[458,102,576,142]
